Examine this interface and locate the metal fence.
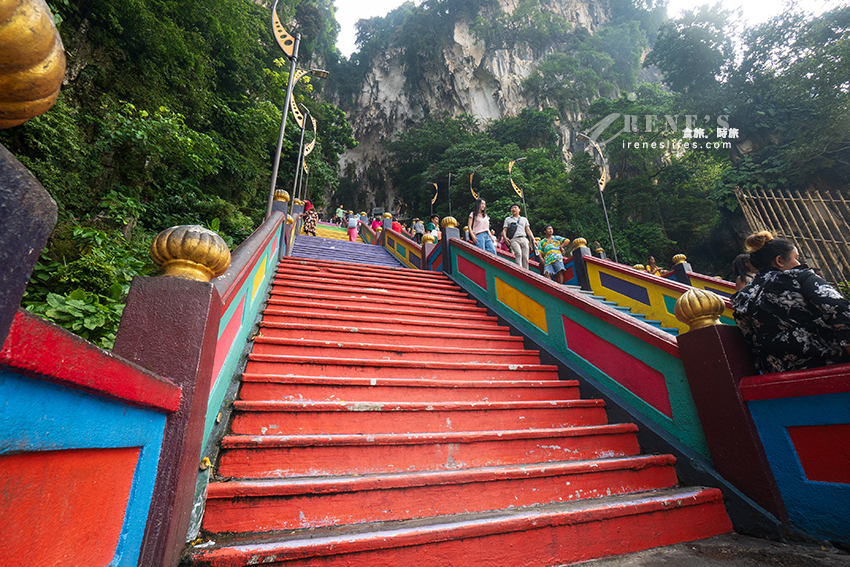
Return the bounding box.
[734,186,850,285]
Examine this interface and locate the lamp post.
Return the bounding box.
[265,0,329,218]
[577,133,617,263]
[292,104,310,201]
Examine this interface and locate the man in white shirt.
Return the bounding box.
[501,203,535,269]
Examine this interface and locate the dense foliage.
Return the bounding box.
[2,0,355,347]
[377,1,848,276]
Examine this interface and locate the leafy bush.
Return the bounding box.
[27,290,125,350]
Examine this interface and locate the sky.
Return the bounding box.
[334,0,845,57]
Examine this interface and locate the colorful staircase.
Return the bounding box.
[310,221,363,242]
[290,234,401,267]
[184,254,731,566]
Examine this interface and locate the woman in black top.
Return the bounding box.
[732,231,850,373]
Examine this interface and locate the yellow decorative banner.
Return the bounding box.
[430,182,439,205]
[470,171,479,200]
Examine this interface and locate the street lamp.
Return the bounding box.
[292,104,311,201]
[576,133,617,263]
[265,0,329,218]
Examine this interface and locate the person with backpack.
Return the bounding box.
[501,203,535,269]
[346,210,360,242]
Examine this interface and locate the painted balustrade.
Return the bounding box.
[582,255,735,334]
[447,237,710,459]
[740,364,850,544]
[686,270,737,299]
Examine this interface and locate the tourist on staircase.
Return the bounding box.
[502,202,535,269]
[468,198,495,254]
[732,253,757,291]
[412,218,424,243]
[537,225,569,283]
[645,256,662,276]
[346,210,360,242]
[732,231,850,373]
[426,214,440,240]
[300,200,317,237]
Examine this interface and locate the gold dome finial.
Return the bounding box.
[441,216,458,229]
[273,189,290,203]
[286,215,294,224]
[293,198,304,206]
[0,0,67,128]
[674,288,725,330]
[672,254,687,266]
[150,225,231,282]
[633,264,645,271]
[421,234,437,245]
[571,238,588,251]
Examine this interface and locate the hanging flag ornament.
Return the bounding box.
[430,182,439,205]
[508,160,523,199]
[469,165,482,200]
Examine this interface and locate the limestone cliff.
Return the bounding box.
[332,0,615,210]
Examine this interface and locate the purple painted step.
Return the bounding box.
[291,235,403,268]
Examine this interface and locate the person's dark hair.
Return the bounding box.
[543,224,554,233]
[745,231,796,270]
[430,215,439,223]
[511,202,521,209]
[732,254,751,280]
[472,198,486,218]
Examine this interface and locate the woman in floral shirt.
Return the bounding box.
[731,231,850,373]
[536,225,569,284]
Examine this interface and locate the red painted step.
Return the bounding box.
[216,424,641,479]
[267,292,483,317]
[238,375,579,403]
[186,254,731,567]
[190,488,731,567]
[250,337,541,364]
[229,399,608,435]
[265,299,490,323]
[244,355,561,381]
[257,322,526,349]
[202,455,679,534]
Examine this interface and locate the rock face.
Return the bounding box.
[335,0,611,208]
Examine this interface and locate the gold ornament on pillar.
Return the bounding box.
[273,189,290,203]
[441,216,458,229]
[674,288,725,330]
[0,0,66,128]
[672,254,688,266]
[150,225,231,282]
[570,238,588,252]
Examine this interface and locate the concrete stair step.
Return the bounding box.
[229,399,608,435]
[260,310,501,333]
[187,487,731,567]
[274,270,461,293]
[237,375,580,403]
[272,275,468,300]
[264,298,489,322]
[217,424,640,479]
[278,257,449,282]
[250,337,540,364]
[244,354,561,381]
[267,291,481,316]
[201,455,679,534]
[257,322,524,349]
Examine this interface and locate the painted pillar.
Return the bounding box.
[288,202,304,256]
[440,217,460,275]
[671,254,693,286]
[112,226,229,567]
[674,290,787,522]
[571,239,592,292]
[0,144,57,346]
[271,190,290,260]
